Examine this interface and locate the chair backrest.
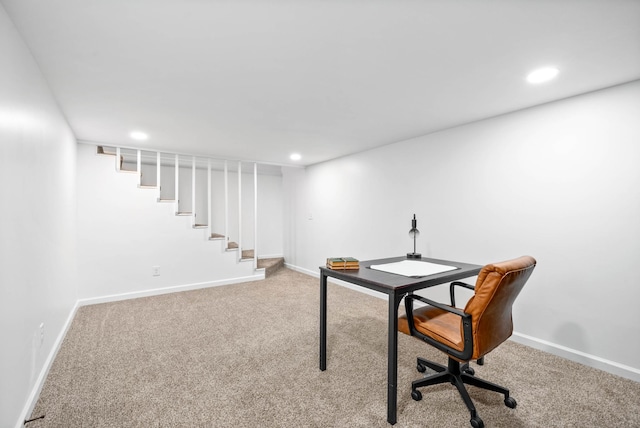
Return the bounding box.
[463,256,536,359]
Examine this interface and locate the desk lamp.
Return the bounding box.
[407,214,421,259]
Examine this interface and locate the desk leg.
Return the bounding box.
[387,293,402,425]
[320,273,327,371]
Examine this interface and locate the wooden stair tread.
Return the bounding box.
[258,257,284,269]
[241,249,254,258]
[96,146,116,156]
[259,257,285,277]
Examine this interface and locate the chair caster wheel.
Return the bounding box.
[504,396,517,408]
[411,389,422,401]
[470,416,484,428]
[464,366,475,376]
[416,363,426,373]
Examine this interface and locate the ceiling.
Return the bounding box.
[3,0,640,166]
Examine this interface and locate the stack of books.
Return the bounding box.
[326,257,359,270]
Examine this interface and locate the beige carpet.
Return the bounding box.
[28,268,640,427]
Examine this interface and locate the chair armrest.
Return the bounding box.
[449,281,475,307]
[406,293,468,318]
[404,293,474,361]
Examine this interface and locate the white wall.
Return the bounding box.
[256,170,285,258]
[284,80,640,380]
[0,5,78,427]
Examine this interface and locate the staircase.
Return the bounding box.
[96,145,284,277]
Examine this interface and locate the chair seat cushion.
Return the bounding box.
[398,305,464,352]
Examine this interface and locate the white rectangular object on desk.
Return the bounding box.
[369,260,457,277]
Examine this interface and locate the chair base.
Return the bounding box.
[412,356,516,428]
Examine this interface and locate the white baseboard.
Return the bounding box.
[284,263,316,277]
[77,273,265,307]
[286,262,640,383]
[285,262,388,300]
[16,273,265,428]
[510,332,640,382]
[16,300,80,428]
[17,265,638,428]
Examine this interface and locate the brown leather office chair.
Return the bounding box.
[399,256,536,428]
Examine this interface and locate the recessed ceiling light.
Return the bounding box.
[290,153,301,161]
[526,67,560,84]
[130,131,148,141]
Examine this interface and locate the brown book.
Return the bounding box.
[326,257,359,270]
[326,264,359,270]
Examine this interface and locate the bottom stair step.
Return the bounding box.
[258,257,285,277]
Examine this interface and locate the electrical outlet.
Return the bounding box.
[152,266,160,276]
[39,323,44,347]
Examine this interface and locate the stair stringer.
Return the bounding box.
[92,144,284,276]
[77,144,263,302]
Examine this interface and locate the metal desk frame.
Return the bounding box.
[319,256,482,425]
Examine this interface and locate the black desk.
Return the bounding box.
[319,256,482,425]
